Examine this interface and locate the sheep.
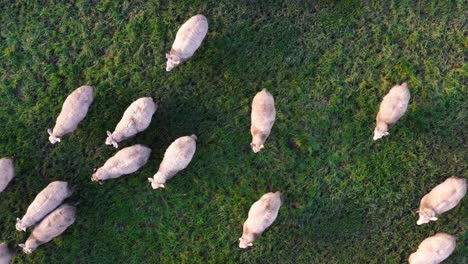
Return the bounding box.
[416,176,466,225]
[250,89,276,153]
[0,158,15,193]
[105,97,157,148]
[16,181,73,232]
[19,204,76,254]
[408,233,456,264]
[148,135,197,189]
[92,144,151,183]
[0,243,15,264]
[47,85,94,144]
[166,15,208,71]
[239,191,282,248]
[373,82,410,140]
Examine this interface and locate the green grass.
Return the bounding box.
[0,0,467,263]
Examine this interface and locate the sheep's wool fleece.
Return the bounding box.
[377,83,410,125]
[17,181,72,231]
[420,177,467,215]
[0,158,14,193]
[95,144,151,180]
[172,15,208,60]
[408,233,456,264]
[244,192,281,234]
[23,204,76,252]
[51,85,94,137]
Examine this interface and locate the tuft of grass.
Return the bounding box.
[0,0,466,263]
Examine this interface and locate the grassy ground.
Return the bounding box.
[0,0,466,263]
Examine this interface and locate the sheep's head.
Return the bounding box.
[148,174,165,190]
[47,129,61,144]
[105,131,118,148]
[238,237,253,249]
[250,143,264,153]
[19,243,34,254]
[91,173,103,185]
[166,53,181,72]
[251,133,267,153]
[373,122,389,141]
[15,218,26,232]
[416,209,437,225]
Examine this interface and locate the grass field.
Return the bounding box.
[0,0,467,263]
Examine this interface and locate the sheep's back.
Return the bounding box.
[172,15,208,58]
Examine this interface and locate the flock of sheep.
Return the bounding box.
[0,14,466,264]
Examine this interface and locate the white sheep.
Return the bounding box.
[408,233,456,264]
[148,135,197,189]
[239,191,282,248]
[0,242,15,264]
[166,15,208,71]
[373,82,410,140]
[105,97,157,148]
[416,176,466,225]
[0,158,15,193]
[92,144,151,184]
[250,89,276,153]
[19,204,76,254]
[16,181,73,232]
[47,85,94,144]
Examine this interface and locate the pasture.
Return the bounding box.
[0,0,466,263]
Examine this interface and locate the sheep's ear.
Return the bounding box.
[239,238,242,241]
[260,144,264,149]
[56,138,61,142]
[430,217,438,221]
[47,128,53,135]
[248,242,253,246]
[165,53,170,59]
[18,243,25,248]
[160,184,165,188]
[112,142,118,148]
[106,131,112,137]
[148,178,153,183]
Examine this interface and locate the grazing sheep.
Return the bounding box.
[408,233,456,264]
[166,15,208,71]
[250,89,276,153]
[417,177,466,225]
[0,243,15,264]
[19,204,76,254]
[0,158,15,193]
[239,192,282,248]
[373,82,410,140]
[92,144,151,183]
[47,85,94,144]
[148,135,197,189]
[16,181,73,232]
[105,97,157,148]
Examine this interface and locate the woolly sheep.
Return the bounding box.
[0,158,15,193]
[239,192,282,248]
[408,233,456,264]
[166,15,208,71]
[19,204,76,254]
[416,177,466,225]
[373,82,410,140]
[16,181,73,232]
[148,135,197,189]
[250,89,276,153]
[47,85,94,144]
[105,97,157,148]
[92,144,151,183]
[0,243,15,264]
